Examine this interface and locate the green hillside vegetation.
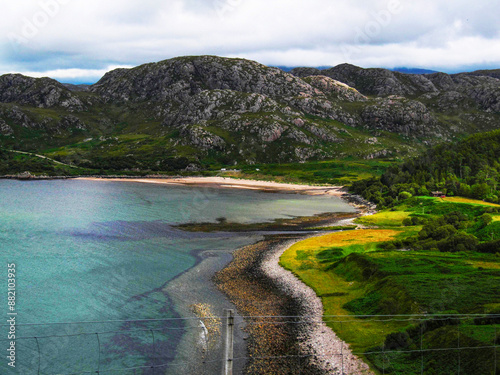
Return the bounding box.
[228,159,392,185]
[351,129,500,207]
[2,56,500,176]
[280,197,500,374]
[0,149,93,176]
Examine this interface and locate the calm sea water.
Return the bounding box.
[0,179,355,374]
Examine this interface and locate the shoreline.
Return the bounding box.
[214,234,323,374]
[210,185,375,374]
[84,175,374,373]
[161,234,262,375]
[79,176,374,372]
[260,235,374,375]
[75,176,347,196]
[214,231,373,374]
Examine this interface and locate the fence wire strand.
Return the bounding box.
[5,313,499,375]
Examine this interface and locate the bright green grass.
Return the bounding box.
[280,198,500,374]
[280,229,405,352]
[441,196,500,207]
[355,211,410,227]
[236,159,394,185]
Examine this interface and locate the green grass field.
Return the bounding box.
[440,196,500,207]
[280,197,500,374]
[231,159,394,185]
[355,211,411,227]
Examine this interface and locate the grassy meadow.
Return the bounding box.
[280,196,500,374]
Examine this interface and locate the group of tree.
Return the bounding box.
[380,210,500,253]
[351,129,500,207]
[0,149,57,175]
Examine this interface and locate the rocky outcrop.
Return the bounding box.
[179,125,226,151]
[0,119,13,135]
[302,76,367,102]
[58,115,87,131]
[91,56,320,105]
[0,106,40,129]
[289,67,322,77]
[0,104,90,133]
[361,97,436,136]
[452,75,500,112]
[423,73,500,112]
[0,74,84,110]
[1,55,499,167]
[464,69,500,80]
[291,64,500,115]
[292,63,438,97]
[162,89,299,127]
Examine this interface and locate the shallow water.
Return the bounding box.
[0,179,355,374]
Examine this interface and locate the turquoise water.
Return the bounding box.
[0,179,355,374]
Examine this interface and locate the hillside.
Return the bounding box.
[281,196,500,374]
[351,129,500,206]
[0,56,499,174]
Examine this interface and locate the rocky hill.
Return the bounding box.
[0,56,499,172]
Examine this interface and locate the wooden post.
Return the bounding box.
[223,309,234,375]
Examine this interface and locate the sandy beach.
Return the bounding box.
[77,176,346,196]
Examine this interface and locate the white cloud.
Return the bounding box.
[10,66,133,82]
[1,0,499,81]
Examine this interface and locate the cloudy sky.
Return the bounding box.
[1,0,499,83]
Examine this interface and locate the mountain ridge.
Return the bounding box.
[0,55,499,173]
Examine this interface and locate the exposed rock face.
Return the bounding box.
[293,63,438,96]
[0,56,499,166]
[302,76,367,102]
[0,119,13,135]
[0,74,84,110]
[87,56,357,161]
[291,64,500,114]
[179,125,226,151]
[58,115,87,131]
[0,105,39,129]
[253,122,285,143]
[423,73,500,112]
[91,56,320,104]
[289,67,322,77]
[463,69,500,80]
[162,89,298,127]
[424,72,457,91]
[361,97,436,136]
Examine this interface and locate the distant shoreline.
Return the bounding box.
[76,176,347,197]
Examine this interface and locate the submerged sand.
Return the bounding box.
[79,176,372,373]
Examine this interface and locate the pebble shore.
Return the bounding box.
[214,191,376,374]
[214,232,373,374]
[261,237,373,375]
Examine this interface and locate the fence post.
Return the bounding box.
[96,333,101,374]
[223,309,234,375]
[34,337,41,375]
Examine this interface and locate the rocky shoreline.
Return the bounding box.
[214,234,326,374]
[214,234,373,374]
[260,237,373,375]
[213,203,375,374]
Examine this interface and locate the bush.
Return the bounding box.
[384,331,412,350]
[402,218,413,227]
[398,191,413,200]
[437,233,478,252]
[477,239,500,253]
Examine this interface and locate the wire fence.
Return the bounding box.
[0,313,498,374]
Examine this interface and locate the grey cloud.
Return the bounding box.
[0,0,499,82]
